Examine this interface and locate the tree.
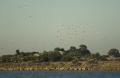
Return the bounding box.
[0,57,2,63]
[48,51,62,62]
[39,51,49,62]
[108,48,119,57]
[89,53,100,59]
[99,56,108,61]
[79,44,87,51]
[69,46,77,52]
[60,55,73,62]
[79,44,91,55]
[88,53,100,64]
[16,49,20,55]
[61,51,82,62]
[95,52,100,58]
[1,55,14,63]
[59,48,65,52]
[54,47,60,52]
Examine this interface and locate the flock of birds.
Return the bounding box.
[1,23,107,51]
[0,4,116,54]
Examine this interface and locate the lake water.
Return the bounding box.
[0,70,120,78]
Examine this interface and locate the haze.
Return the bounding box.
[0,0,120,55]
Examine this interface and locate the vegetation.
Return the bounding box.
[0,44,120,65]
[108,48,120,57]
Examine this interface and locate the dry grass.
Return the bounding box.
[0,61,120,70]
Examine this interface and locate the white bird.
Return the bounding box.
[68,27,70,29]
[62,25,65,28]
[35,42,37,44]
[83,31,86,33]
[83,31,86,35]
[16,42,19,44]
[42,4,45,6]
[60,34,63,36]
[24,6,27,8]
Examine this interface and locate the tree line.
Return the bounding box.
[0,44,119,63]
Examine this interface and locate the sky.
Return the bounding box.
[0,0,120,55]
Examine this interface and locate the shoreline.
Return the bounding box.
[0,61,120,71]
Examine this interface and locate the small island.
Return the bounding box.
[0,44,120,71]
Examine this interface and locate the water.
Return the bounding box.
[0,70,120,78]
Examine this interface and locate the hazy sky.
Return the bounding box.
[0,0,120,55]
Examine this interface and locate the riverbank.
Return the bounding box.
[0,61,120,71]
